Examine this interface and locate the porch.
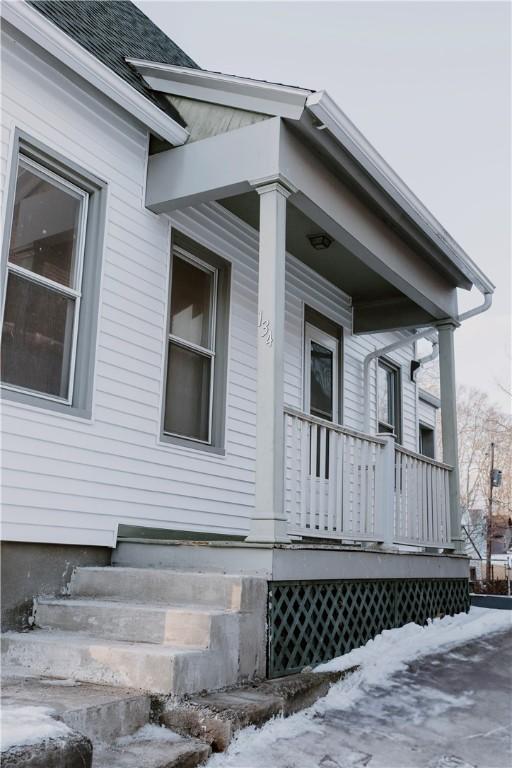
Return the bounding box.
[142,81,470,553]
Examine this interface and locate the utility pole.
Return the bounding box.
[486,442,495,583]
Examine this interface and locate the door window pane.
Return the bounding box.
[377,366,391,426]
[164,342,211,441]
[1,273,75,398]
[378,361,400,438]
[170,256,213,348]
[310,340,333,420]
[8,162,82,288]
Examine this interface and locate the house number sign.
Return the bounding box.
[257,311,273,346]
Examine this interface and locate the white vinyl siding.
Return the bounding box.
[1,23,420,547]
[418,397,437,430]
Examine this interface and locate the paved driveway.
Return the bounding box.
[316,629,512,768]
[213,627,512,768]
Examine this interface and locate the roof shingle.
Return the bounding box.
[28,0,198,127]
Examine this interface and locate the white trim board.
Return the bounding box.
[126,60,312,119]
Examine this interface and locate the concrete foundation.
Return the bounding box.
[1,542,111,631]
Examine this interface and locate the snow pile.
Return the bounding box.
[0,705,71,751]
[207,607,511,767]
[314,605,511,690]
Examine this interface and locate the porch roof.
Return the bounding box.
[134,61,494,302]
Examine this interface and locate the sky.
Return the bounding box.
[136,0,511,411]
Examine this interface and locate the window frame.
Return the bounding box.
[419,421,436,459]
[2,153,89,406]
[303,305,344,426]
[163,245,219,446]
[304,321,339,424]
[1,130,106,419]
[377,357,402,442]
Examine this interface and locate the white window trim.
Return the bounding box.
[1,154,89,406]
[163,245,218,445]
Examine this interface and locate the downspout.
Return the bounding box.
[416,336,439,368]
[457,291,493,322]
[362,291,493,433]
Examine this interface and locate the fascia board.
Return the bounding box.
[146,117,283,213]
[1,1,189,146]
[306,91,494,294]
[127,59,310,119]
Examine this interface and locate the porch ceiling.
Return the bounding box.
[221,192,437,333]
[222,191,400,301]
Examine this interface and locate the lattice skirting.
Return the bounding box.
[267,578,469,678]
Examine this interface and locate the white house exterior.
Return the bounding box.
[0,1,495,685]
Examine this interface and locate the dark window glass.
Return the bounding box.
[170,256,213,348]
[419,424,435,459]
[310,340,333,421]
[164,342,211,442]
[1,272,75,398]
[378,360,400,439]
[1,157,86,402]
[9,162,82,288]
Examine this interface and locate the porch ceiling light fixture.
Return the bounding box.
[308,232,333,250]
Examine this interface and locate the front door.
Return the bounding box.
[304,320,339,523]
[304,322,338,424]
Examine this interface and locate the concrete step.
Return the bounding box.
[70,567,265,611]
[1,630,239,695]
[1,674,151,745]
[34,597,234,648]
[92,725,211,768]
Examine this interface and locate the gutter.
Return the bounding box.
[1,2,189,146]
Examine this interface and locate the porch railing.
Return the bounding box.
[394,446,452,548]
[284,407,453,549]
[284,407,386,542]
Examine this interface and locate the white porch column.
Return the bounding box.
[437,322,462,552]
[246,181,292,543]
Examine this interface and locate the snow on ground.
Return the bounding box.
[0,705,71,751]
[207,608,511,767]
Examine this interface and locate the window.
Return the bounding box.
[419,423,435,459]
[377,359,401,440]
[162,234,230,451]
[1,155,88,402]
[1,134,105,417]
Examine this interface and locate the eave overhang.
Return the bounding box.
[1,1,189,146]
[132,61,494,297]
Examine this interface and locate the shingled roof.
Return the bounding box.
[28,0,198,127]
